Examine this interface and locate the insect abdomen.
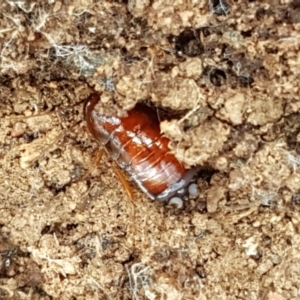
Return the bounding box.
[84,93,197,201]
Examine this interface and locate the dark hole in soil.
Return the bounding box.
[173,29,204,57]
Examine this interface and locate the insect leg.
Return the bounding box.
[81,148,106,181]
[112,162,134,201]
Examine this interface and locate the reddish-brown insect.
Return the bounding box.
[84,93,197,203]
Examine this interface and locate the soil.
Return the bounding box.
[0,1,300,299]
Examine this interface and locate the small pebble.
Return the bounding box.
[169,197,183,208]
[188,183,199,198]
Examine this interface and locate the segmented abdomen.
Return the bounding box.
[84,93,193,201]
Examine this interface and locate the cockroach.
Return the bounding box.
[84,93,198,206]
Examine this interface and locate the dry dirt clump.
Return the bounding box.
[0,0,300,299]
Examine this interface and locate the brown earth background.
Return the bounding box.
[0,1,300,299]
